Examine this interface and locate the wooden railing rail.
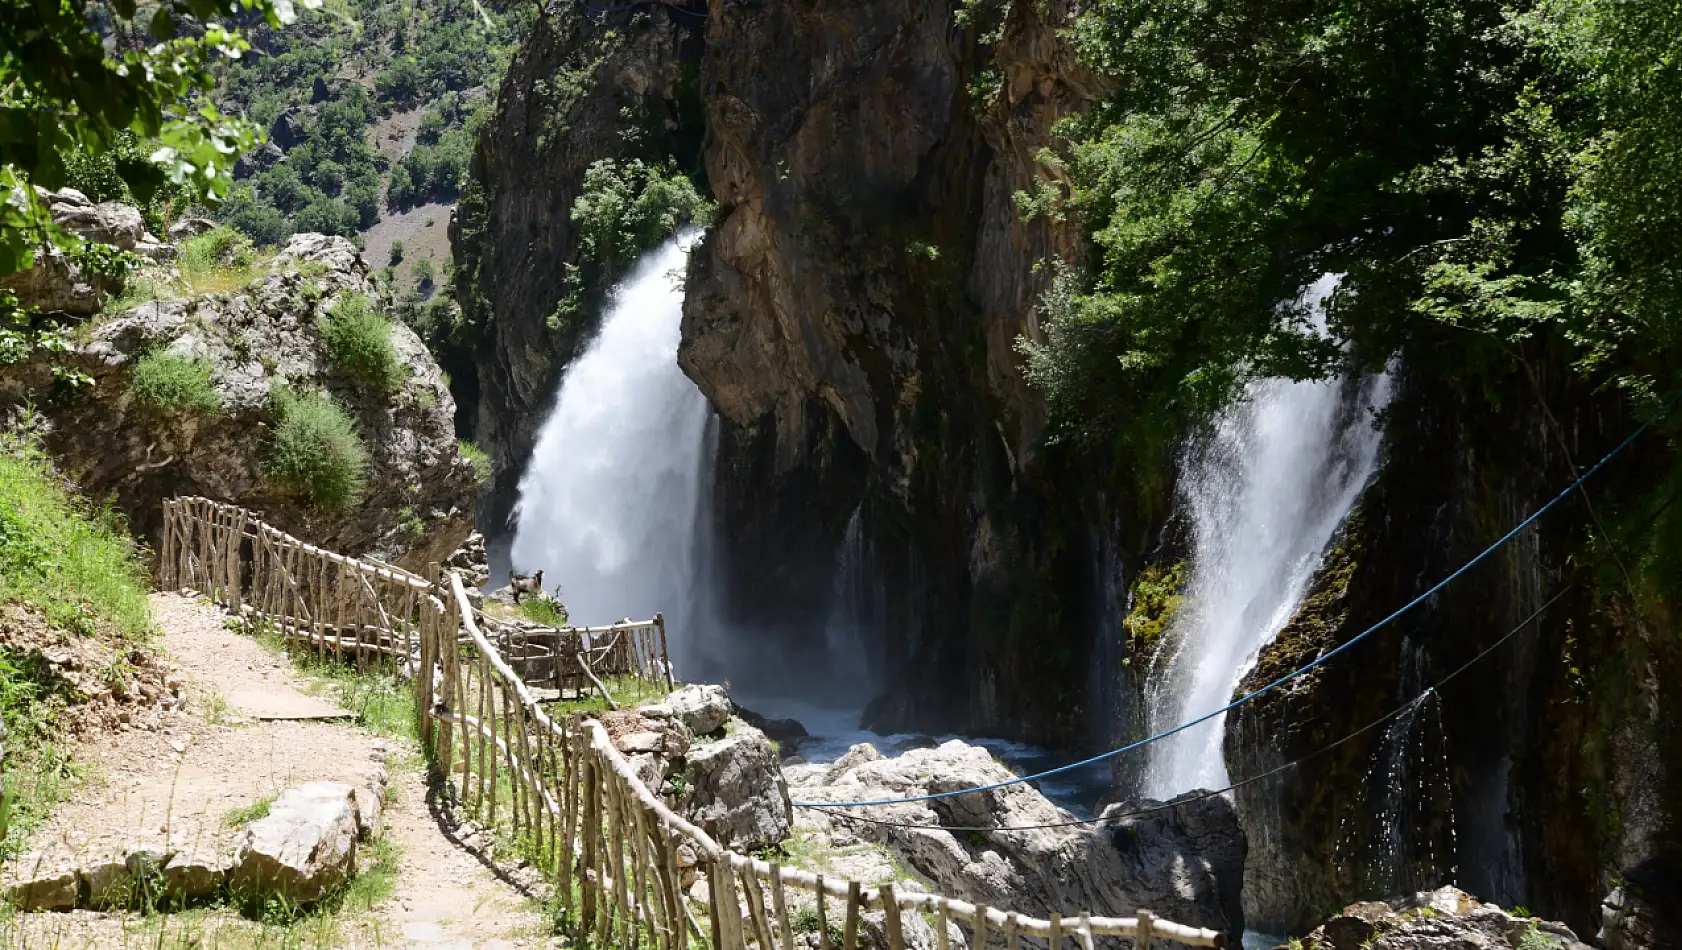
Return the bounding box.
[162,496,1223,950]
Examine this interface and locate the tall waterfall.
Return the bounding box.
[1143,276,1392,798]
[509,234,711,649]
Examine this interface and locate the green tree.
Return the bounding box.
[0,0,315,273]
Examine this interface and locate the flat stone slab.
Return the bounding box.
[225,689,352,720]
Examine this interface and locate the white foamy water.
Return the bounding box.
[509,233,710,639]
[1143,276,1391,797]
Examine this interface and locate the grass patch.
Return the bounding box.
[228,617,416,744]
[316,293,405,393]
[516,597,567,626]
[0,429,152,639]
[543,674,668,717]
[223,793,278,828]
[0,425,153,856]
[264,386,369,510]
[459,440,492,485]
[179,229,263,296]
[130,350,223,418]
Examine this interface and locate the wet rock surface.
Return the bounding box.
[788,740,1246,944]
[1302,887,1593,950]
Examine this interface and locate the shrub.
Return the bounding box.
[265,387,370,510]
[517,597,567,627]
[317,292,405,392]
[129,351,222,417]
[180,228,255,276]
[458,440,491,485]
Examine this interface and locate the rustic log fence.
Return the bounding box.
[162,496,1225,950]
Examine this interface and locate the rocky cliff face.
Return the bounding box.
[1,233,477,569]
[1223,367,1682,939]
[450,0,706,526]
[680,0,1148,744]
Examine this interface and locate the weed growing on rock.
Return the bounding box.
[458,440,492,485]
[129,351,223,418]
[222,792,278,827]
[317,292,405,392]
[264,386,370,510]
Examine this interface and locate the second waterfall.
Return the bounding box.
[1142,277,1392,798]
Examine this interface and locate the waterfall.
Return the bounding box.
[509,233,711,652]
[822,505,884,699]
[1142,276,1392,798]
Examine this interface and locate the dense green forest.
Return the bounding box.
[211,0,529,247]
[1017,0,1680,434]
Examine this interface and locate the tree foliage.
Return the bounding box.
[1023,0,1682,439]
[0,0,315,272]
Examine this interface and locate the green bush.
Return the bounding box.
[458,440,491,485]
[128,351,222,417]
[317,292,405,392]
[179,228,255,276]
[265,387,370,510]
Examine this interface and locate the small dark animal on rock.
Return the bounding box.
[510,570,544,604]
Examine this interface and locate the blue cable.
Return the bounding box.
[795,394,1677,809]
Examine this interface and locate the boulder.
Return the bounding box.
[789,740,1246,944]
[647,684,731,735]
[1304,887,1593,950]
[6,862,81,911]
[231,781,361,903]
[679,729,792,851]
[735,702,809,746]
[167,217,221,242]
[52,199,144,251]
[161,849,228,903]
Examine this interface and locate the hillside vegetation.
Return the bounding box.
[212,0,529,247]
[0,424,153,853]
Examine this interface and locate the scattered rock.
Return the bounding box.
[167,217,221,242]
[6,863,81,911]
[790,739,1246,944]
[161,849,228,903]
[231,781,361,904]
[646,684,731,735]
[678,729,792,852]
[734,702,809,746]
[1303,887,1592,950]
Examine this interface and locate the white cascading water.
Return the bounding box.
[509,233,711,645]
[1143,275,1392,798]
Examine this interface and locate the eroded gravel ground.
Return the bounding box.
[3,593,549,949]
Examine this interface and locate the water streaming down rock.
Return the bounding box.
[509,233,712,648]
[1143,276,1392,799]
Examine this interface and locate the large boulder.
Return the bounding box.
[645,684,732,736]
[230,781,363,904]
[0,232,478,568]
[0,188,147,315]
[1303,887,1593,950]
[788,740,1246,944]
[679,729,792,852]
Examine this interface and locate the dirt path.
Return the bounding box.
[4,593,549,949]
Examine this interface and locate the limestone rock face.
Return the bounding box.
[231,781,362,904]
[450,3,704,523]
[1303,888,1593,950]
[678,730,792,852]
[0,232,477,568]
[788,740,1245,944]
[0,188,149,315]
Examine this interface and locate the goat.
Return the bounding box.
[509,569,544,604]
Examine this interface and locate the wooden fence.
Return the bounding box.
[163,497,1226,950]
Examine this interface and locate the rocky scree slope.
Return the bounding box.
[1,219,476,568]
